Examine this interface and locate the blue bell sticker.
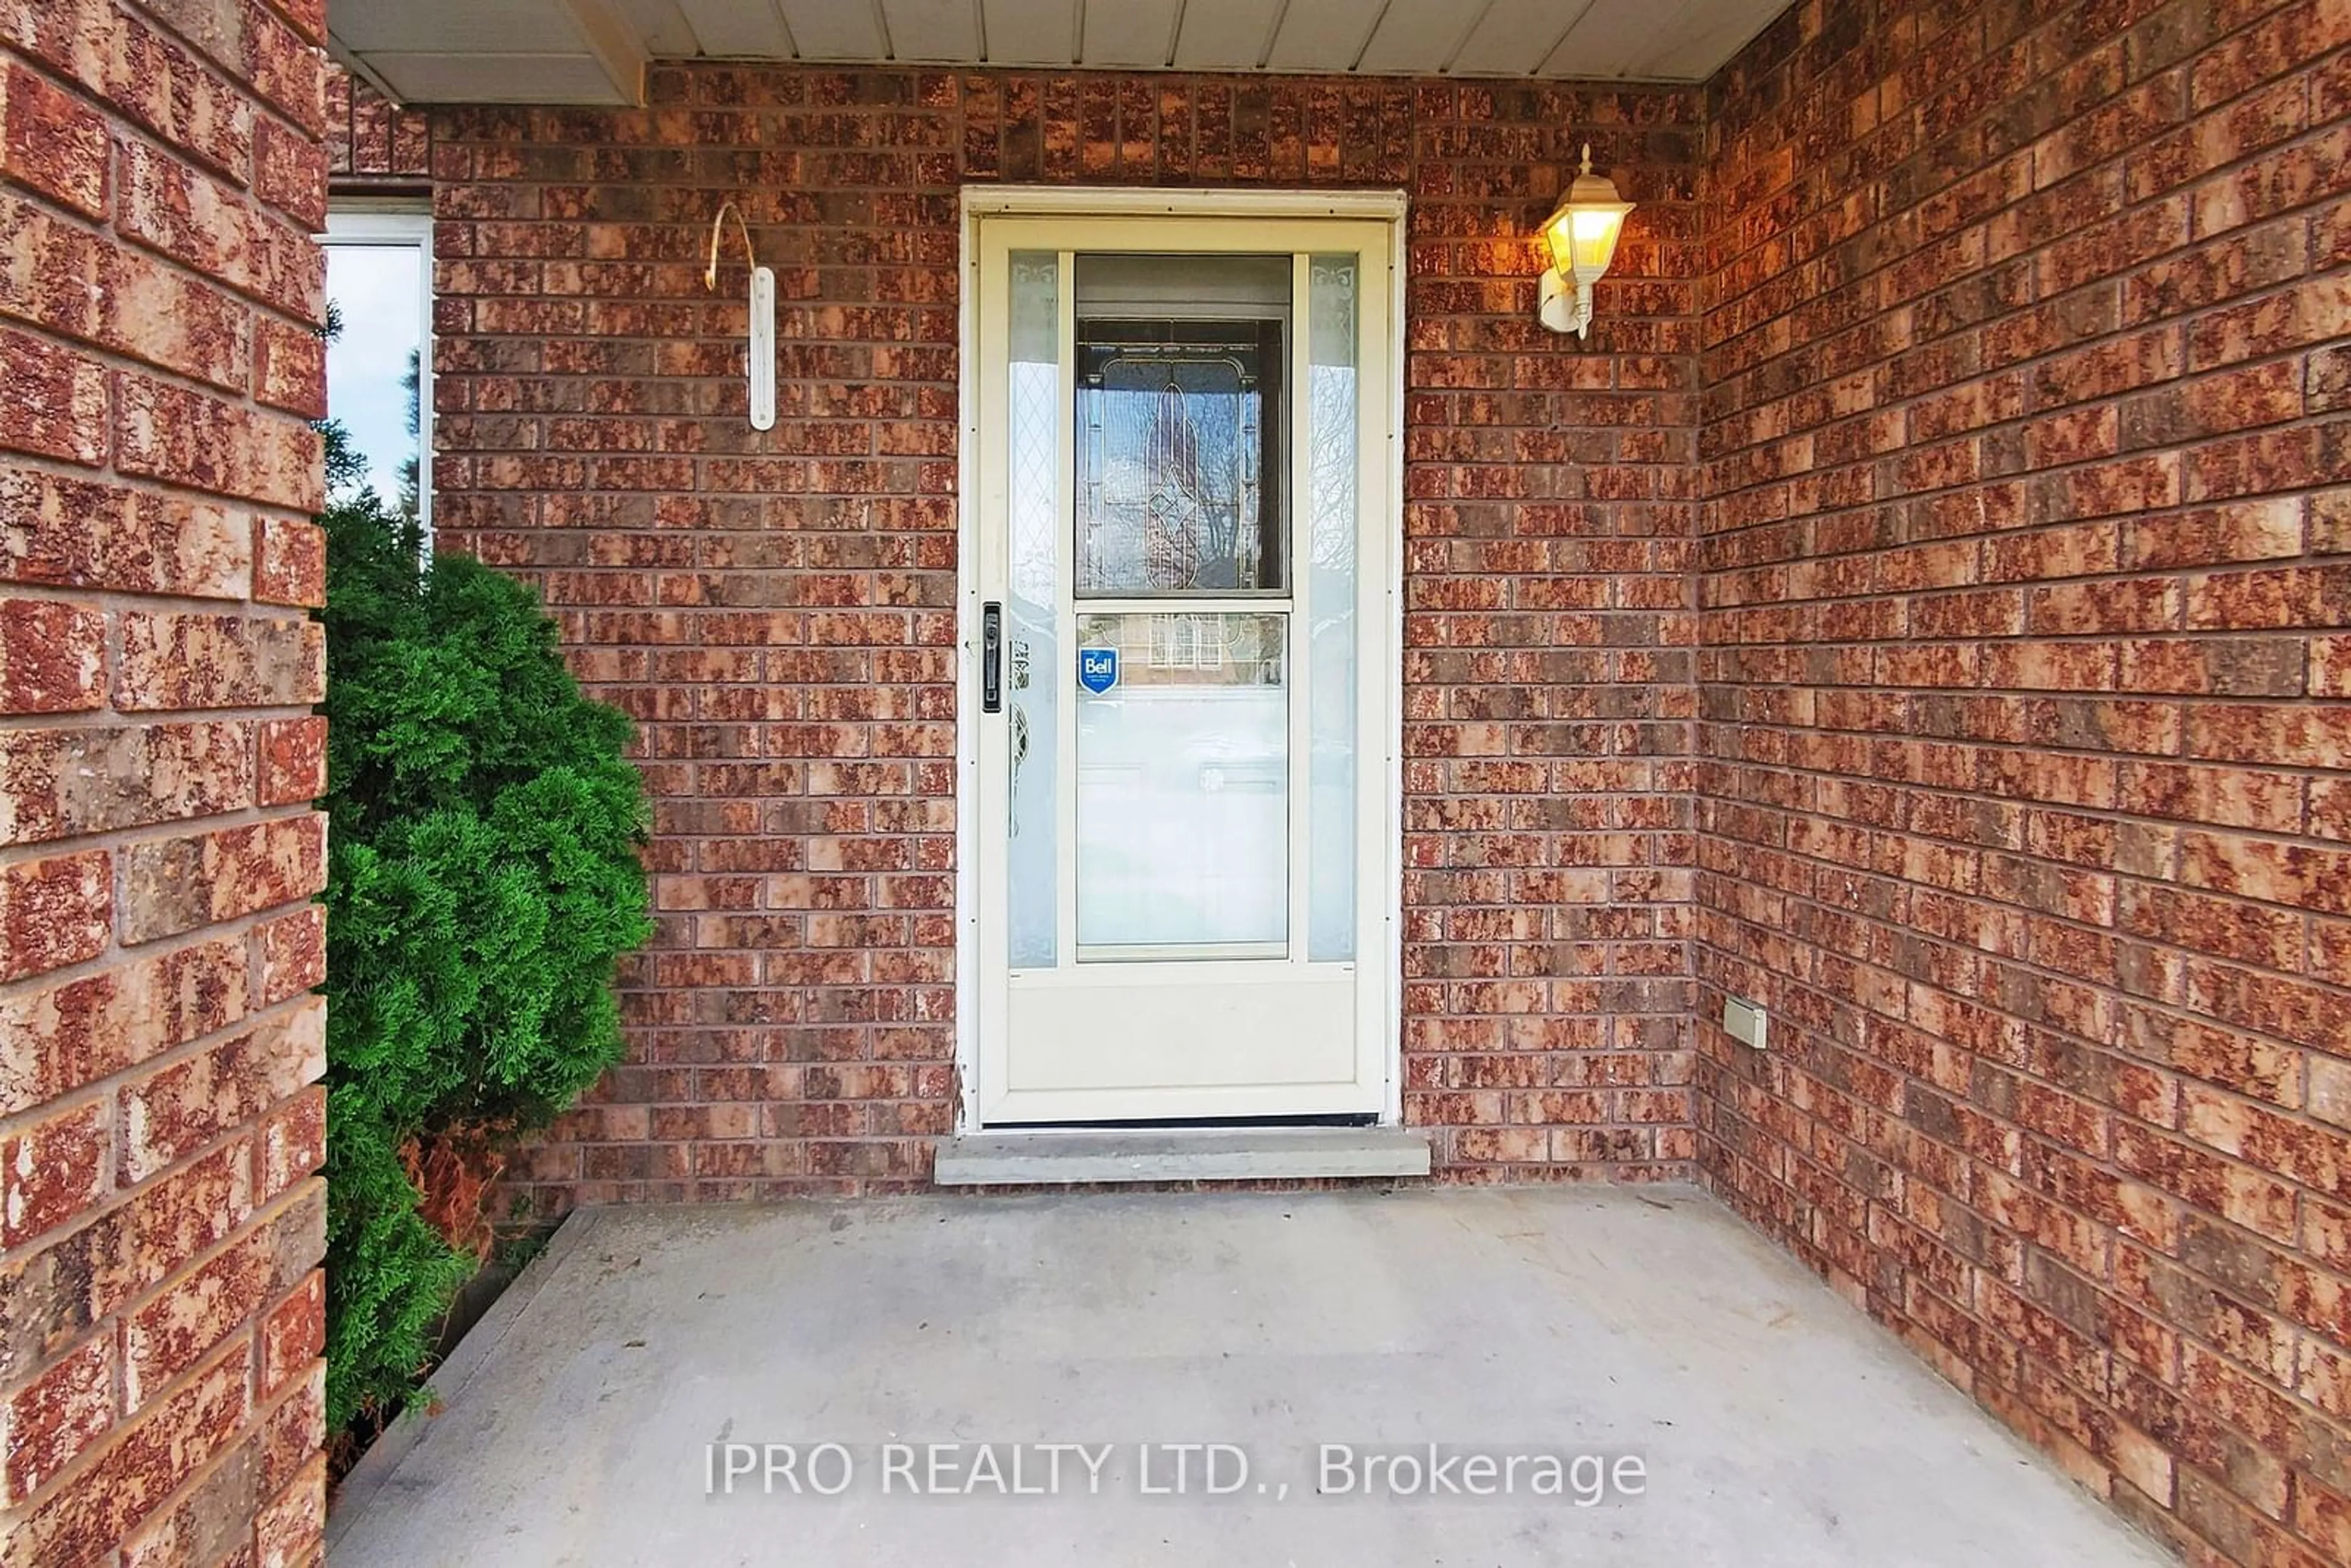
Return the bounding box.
[1078,647,1117,694]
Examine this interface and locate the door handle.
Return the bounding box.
[981,601,1002,713]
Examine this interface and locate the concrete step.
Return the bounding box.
[934,1126,1431,1187]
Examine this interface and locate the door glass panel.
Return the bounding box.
[1006,251,1059,968]
[1307,255,1359,962]
[1074,255,1288,594]
[1074,612,1288,956]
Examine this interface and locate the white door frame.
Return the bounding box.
[951,184,1408,1133]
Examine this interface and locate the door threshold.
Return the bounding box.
[934,1125,1430,1187]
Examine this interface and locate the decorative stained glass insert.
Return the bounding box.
[1073,255,1288,595]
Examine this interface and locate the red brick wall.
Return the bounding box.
[1697,1,2351,1562]
[362,66,1708,1201]
[1,0,329,1561]
[323,10,2351,1551]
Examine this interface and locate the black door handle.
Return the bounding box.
[981,601,1002,713]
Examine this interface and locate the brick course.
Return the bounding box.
[0,0,328,1561]
[1698,1,2351,1562]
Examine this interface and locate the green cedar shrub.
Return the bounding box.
[318,475,651,1432]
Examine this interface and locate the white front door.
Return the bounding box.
[965,199,1398,1127]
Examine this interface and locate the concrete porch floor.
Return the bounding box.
[328,1188,2169,1567]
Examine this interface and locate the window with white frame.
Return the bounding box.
[321,208,434,533]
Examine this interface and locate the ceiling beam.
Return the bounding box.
[324,31,407,105]
[558,0,651,103]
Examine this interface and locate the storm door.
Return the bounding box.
[969,212,1393,1125]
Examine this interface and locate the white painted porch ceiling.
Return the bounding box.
[331,0,1793,105]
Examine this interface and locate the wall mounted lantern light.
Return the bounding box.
[704,200,776,431]
[1537,144,1635,339]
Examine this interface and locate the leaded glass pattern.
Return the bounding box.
[1074,318,1286,594]
[1006,252,1059,969]
[1307,255,1360,963]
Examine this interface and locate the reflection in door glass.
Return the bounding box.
[1074,255,1288,594]
[1074,613,1288,956]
